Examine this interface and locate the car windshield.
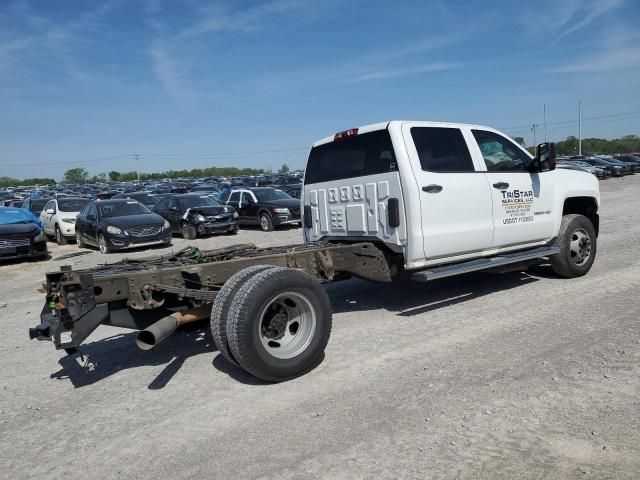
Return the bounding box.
[253,189,291,202]
[133,194,160,206]
[99,201,151,218]
[58,198,91,212]
[30,199,48,211]
[178,195,220,208]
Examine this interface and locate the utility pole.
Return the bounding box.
[134,154,140,182]
[543,103,547,142]
[531,123,540,148]
[578,100,582,156]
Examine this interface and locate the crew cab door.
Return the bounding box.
[402,124,494,259]
[239,192,257,223]
[468,129,556,248]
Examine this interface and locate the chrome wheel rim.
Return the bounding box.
[258,292,316,359]
[260,215,270,230]
[569,228,591,266]
[99,235,107,254]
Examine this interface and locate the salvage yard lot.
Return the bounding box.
[1,177,639,480]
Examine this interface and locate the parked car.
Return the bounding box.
[75,199,171,254]
[563,161,609,179]
[153,193,239,239]
[21,198,49,215]
[612,155,640,172]
[112,191,161,208]
[40,197,92,244]
[221,187,301,231]
[280,183,302,199]
[579,158,625,177]
[0,207,48,261]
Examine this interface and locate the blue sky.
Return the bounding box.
[1,0,639,179]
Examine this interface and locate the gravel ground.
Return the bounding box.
[1,177,639,480]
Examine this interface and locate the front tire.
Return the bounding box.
[226,268,332,382]
[182,222,197,240]
[259,213,274,232]
[98,233,112,254]
[551,214,596,278]
[55,225,68,245]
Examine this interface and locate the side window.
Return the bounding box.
[167,198,177,210]
[80,204,90,216]
[472,130,531,172]
[45,200,53,212]
[156,198,168,210]
[410,127,475,172]
[228,192,240,204]
[88,205,97,218]
[241,192,254,204]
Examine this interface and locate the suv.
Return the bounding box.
[303,121,599,278]
[222,187,301,231]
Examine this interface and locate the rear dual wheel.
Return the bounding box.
[211,266,332,382]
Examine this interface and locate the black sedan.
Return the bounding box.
[221,187,301,231]
[153,193,239,239]
[75,199,171,254]
[580,158,625,177]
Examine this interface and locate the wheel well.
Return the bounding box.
[563,197,599,236]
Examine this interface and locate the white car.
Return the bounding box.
[40,197,92,244]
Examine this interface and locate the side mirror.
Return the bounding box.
[531,142,556,172]
[45,208,55,214]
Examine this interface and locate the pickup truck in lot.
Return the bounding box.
[30,121,599,382]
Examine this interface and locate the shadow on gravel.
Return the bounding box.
[50,321,214,389]
[326,270,540,316]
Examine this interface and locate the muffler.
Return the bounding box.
[136,305,211,350]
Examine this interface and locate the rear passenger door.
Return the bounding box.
[402,124,494,259]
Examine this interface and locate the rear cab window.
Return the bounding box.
[304,130,397,185]
[410,127,475,172]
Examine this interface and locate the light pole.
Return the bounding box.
[531,123,540,148]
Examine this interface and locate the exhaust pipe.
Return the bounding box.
[136,305,211,351]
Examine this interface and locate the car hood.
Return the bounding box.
[105,213,165,228]
[259,198,300,209]
[185,205,235,217]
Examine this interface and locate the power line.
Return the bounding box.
[3,154,134,168]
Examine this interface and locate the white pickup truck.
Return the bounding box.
[303,121,599,279]
[30,121,600,383]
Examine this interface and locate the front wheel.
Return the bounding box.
[98,233,112,254]
[551,214,596,278]
[55,225,68,245]
[226,267,332,382]
[259,213,274,232]
[182,222,197,240]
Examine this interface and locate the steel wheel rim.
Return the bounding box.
[99,235,107,254]
[569,227,591,266]
[260,215,270,230]
[258,291,316,359]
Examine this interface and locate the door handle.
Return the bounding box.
[492,182,509,189]
[422,184,443,193]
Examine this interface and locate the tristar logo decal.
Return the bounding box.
[500,189,535,224]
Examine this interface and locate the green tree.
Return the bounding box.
[513,136,525,147]
[109,170,121,181]
[278,163,290,174]
[63,167,89,184]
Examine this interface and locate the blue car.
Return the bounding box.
[0,207,48,261]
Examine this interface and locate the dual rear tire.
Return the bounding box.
[210,266,332,382]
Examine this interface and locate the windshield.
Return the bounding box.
[99,201,151,218]
[178,195,221,209]
[132,194,160,206]
[30,199,48,211]
[254,189,291,202]
[58,198,91,212]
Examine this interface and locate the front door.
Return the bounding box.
[469,129,556,248]
[402,124,494,260]
[239,192,258,224]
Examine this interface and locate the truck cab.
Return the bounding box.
[303,121,599,271]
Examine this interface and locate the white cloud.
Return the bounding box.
[547,46,640,72]
[149,44,195,101]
